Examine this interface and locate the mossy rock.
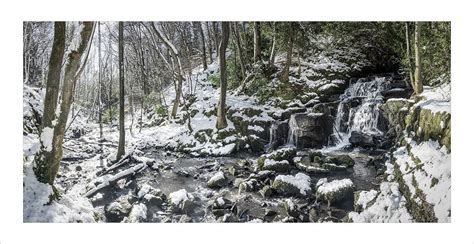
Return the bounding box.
[257,147,297,170]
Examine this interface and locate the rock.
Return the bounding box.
[261,159,290,172]
[238,179,259,193]
[259,185,274,198]
[264,209,278,222]
[316,178,355,204]
[75,165,82,171]
[326,155,355,168]
[280,107,307,121]
[283,198,299,218]
[287,112,333,149]
[349,131,376,148]
[294,156,329,174]
[168,189,196,215]
[124,203,147,223]
[105,195,133,222]
[272,173,312,197]
[137,184,166,207]
[248,135,266,153]
[267,121,289,150]
[207,171,227,188]
[212,197,234,217]
[257,147,297,168]
[178,215,193,223]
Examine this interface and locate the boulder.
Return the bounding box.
[294,156,329,174]
[272,173,312,198]
[207,171,227,189]
[261,159,290,172]
[259,185,275,198]
[105,195,133,222]
[257,147,297,168]
[326,155,355,168]
[124,203,148,223]
[349,131,376,148]
[168,189,196,215]
[287,112,333,149]
[316,178,355,204]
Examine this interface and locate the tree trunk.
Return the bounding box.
[151,22,185,119]
[405,22,414,89]
[213,22,219,58]
[253,22,261,63]
[117,21,126,161]
[33,22,66,185]
[413,22,423,95]
[269,22,277,65]
[34,22,94,187]
[232,22,246,80]
[198,22,208,70]
[216,22,230,130]
[98,21,103,138]
[206,22,213,63]
[281,23,295,83]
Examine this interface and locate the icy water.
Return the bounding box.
[80,146,379,222]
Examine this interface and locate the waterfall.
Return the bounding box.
[286,114,299,147]
[332,77,389,146]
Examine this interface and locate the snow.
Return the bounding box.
[317,178,354,195]
[125,203,147,223]
[23,158,95,222]
[169,189,190,205]
[137,184,152,198]
[275,173,311,195]
[318,83,338,92]
[263,159,289,167]
[414,82,451,114]
[216,197,225,206]
[355,189,378,209]
[395,139,451,222]
[208,171,225,182]
[349,182,413,223]
[40,127,54,152]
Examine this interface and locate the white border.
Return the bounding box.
[1,0,473,243]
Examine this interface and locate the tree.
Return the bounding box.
[269,22,277,65]
[232,22,246,80]
[34,22,94,187]
[151,22,185,119]
[404,22,414,89]
[413,22,423,94]
[116,21,126,161]
[98,21,103,138]
[253,22,261,62]
[198,22,208,70]
[216,22,230,130]
[281,23,295,83]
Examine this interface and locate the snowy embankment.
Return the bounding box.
[349,82,451,223]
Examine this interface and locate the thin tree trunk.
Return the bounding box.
[281,23,295,83]
[253,22,261,63]
[232,22,246,80]
[405,22,414,89]
[213,22,219,59]
[206,22,213,63]
[117,21,126,161]
[151,22,185,119]
[33,22,66,185]
[216,22,230,130]
[269,22,277,65]
[98,21,103,138]
[198,22,208,70]
[414,22,423,95]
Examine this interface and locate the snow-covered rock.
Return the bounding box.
[272,173,312,197]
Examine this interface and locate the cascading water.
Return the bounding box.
[286,114,299,147]
[332,76,389,146]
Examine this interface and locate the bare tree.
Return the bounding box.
[116,21,126,161]
[253,22,261,63]
[198,22,208,70]
[269,22,277,65]
[413,22,423,94]
[216,22,230,129]
[405,22,414,89]
[34,22,94,187]
[281,23,295,83]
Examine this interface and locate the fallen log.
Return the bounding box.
[84,163,147,198]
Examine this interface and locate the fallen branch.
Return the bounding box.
[84,163,147,197]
